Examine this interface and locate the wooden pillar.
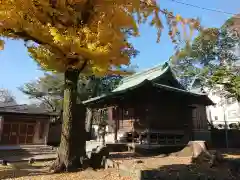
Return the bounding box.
[114,107,119,143]
[146,106,151,146]
[183,105,195,143]
[189,106,196,141]
[107,107,113,133]
[0,116,4,142]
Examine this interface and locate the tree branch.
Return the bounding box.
[6,29,66,57]
[79,60,88,73]
[47,0,94,27]
[41,96,56,112]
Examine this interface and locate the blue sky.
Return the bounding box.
[0,0,239,104]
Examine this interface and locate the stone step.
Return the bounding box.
[0,145,57,160]
[2,153,57,162]
[0,148,56,154]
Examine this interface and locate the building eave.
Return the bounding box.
[83,80,214,107]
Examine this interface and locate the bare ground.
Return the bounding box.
[110,151,240,179]
[1,150,240,180]
[0,161,132,180]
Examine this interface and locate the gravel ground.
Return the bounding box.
[110,152,192,170]
[0,161,132,180]
[1,150,240,180]
[110,152,240,180]
[3,169,132,180]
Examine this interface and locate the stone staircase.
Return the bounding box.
[0,145,57,162]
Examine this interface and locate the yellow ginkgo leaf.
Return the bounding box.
[0,0,200,74]
[176,14,182,22]
[0,40,4,50]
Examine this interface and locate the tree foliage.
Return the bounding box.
[171,18,240,98]
[210,67,240,101]
[20,73,64,111]
[0,1,200,73]
[224,14,240,39]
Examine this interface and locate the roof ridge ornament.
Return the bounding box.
[161,62,169,70]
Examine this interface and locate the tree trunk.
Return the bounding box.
[51,69,86,172]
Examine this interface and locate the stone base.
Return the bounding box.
[172,141,209,157]
[134,145,185,156]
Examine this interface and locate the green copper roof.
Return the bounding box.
[153,83,205,96]
[83,63,214,106]
[83,80,214,106]
[83,64,172,105]
[112,64,168,92]
[112,62,184,92]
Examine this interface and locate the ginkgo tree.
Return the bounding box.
[0,0,200,172]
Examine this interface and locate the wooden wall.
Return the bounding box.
[108,100,192,133]
[192,105,209,130]
[0,113,50,145]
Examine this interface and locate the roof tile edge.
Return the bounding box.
[119,63,168,84]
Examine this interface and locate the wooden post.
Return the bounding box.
[114,107,118,143]
[189,106,195,141]
[183,105,195,143]
[223,107,229,150]
[0,116,4,142]
[131,119,135,152]
[146,107,151,147]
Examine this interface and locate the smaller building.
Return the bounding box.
[0,105,57,145]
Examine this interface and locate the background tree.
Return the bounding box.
[225,14,240,40]
[20,73,64,112]
[0,1,200,172]
[20,66,137,111]
[210,67,240,101]
[20,65,137,138]
[0,89,17,106]
[170,17,240,97]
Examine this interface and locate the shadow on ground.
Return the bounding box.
[147,155,240,180]
[115,150,240,180]
[0,145,56,162]
[109,151,169,160]
[154,158,240,180]
[0,148,32,162]
[153,162,240,180]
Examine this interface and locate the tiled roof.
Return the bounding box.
[83,64,171,104]
[153,83,202,96]
[0,104,58,116]
[112,64,170,92]
[83,62,214,106]
[83,80,214,106]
